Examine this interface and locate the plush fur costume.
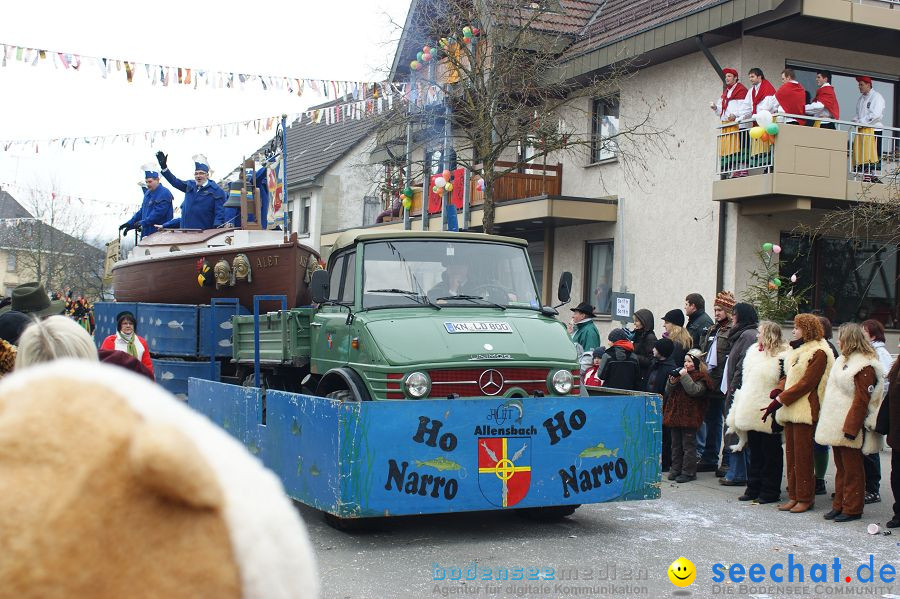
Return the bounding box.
[815,354,884,449]
[726,345,786,451]
[776,339,834,425]
[0,360,319,599]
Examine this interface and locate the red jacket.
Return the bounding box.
[100,334,154,378]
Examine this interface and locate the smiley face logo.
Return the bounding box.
[668,557,696,587]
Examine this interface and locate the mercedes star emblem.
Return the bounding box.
[479,369,504,396]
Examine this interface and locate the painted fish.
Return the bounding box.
[160,371,175,381]
[579,442,618,458]
[218,338,232,347]
[154,318,162,326]
[414,457,463,472]
[309,465,320,476]
[168,320,183,330]
[219,321,233,330]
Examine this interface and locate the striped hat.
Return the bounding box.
[714,290,736,312]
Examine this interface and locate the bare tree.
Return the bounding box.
[5,189,106,299]
[376,0,672,233]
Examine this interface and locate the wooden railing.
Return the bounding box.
[470,161,562,206]
[395,162,562,218]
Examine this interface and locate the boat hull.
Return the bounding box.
[112,237,320,310]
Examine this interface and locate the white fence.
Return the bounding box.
[715,115,900,181]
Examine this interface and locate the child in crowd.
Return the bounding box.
[665,349,712,483]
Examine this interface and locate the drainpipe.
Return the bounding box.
[716,203,726,293]
[618,197,626,292]
[403,121,412,230]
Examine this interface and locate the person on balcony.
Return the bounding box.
[711,68,748,175]
[744,68,776,169]
[852,76,885,178]
[757,69,806,126]
[805,70,840,129]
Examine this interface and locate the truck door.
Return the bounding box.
[310,250,355,373]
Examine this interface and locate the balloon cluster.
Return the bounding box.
[749,110,779,144]
[411,43,439,71]
[399,186,413,210]
[461,25,480,45]
[432,170,454,196]
[762,241,785,290]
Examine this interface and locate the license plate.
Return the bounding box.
[444,321,513,334]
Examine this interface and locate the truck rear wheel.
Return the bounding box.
[516,505,580,520]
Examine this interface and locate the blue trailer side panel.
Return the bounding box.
[137,304,199,356]
[188,381,661,518]
[155,359,220,401]
[198,304,249,357]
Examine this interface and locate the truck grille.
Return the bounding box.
[428,367,564,398]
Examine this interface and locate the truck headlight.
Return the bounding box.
[551,370,573,395]
[405,372,431,398]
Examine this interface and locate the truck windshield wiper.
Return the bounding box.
[368,289,440,310]
[435,294,506,310]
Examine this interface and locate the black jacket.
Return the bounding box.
[599,346,642,391]
[687,310,714,350]
[645,355,677,396]
[632,309,658,387]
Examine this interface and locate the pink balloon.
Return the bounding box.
[423,53,432,62]
[772,244,782,254]
[791,274,797,283]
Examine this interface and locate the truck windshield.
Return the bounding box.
[362,240,541,309]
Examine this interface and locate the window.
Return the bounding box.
[284,200,294,232]
[6,252,16,273]
[789,65,895,129]
[780,232,898,327]
[340,252,356,304]
[591,96,619,163]
[328,254,345,301]
[298,196,311,235]
[584,240,614,315]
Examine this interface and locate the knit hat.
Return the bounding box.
[0,310,32,345]
[116,311,137,332]
[713,291,736,312]
[662,309,685,327]
[653,338,674,358]
[733,302,759,326]
[592,347,606,359]
[608,328,629,343]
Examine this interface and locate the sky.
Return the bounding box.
[0,0,410,241]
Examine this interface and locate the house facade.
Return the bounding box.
[321,0,900,344]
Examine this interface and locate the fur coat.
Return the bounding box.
[726,345,785,450]
[664,370,711,429]
[815,354,885,451]
[776,339,834,425]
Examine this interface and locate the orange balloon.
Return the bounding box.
[442,169,451,181]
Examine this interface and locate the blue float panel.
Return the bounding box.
[92,302,139,347]
[137,304,199,356]
[198,304,248,357]
[155,359,220,401]
[189,380,661,518]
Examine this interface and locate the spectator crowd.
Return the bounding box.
[572,291,899,528]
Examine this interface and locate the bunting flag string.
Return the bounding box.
[0,113,303,153]
[0,41,387,99]
[0,180,135,216]
[297,83,445,126]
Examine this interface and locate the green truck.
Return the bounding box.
[231,229,582,400]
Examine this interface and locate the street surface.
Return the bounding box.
[303,451,898,599]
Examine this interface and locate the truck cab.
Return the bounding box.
[308,230,580,402]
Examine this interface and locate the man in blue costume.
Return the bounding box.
[155,151,228,230]
[223,166,271,229]
[119,163,174,238]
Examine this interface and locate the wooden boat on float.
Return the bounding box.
[111,228,321,310]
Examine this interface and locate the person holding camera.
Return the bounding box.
[664,349,713,483]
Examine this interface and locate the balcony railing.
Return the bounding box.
[715,115,899,182]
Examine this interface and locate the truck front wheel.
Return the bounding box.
[516,505,580,520]
[325,389,362,402]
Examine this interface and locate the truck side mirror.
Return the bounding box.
[310,269,330,304]
[557,271,572,304]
